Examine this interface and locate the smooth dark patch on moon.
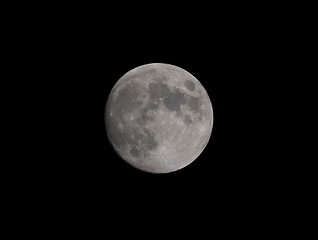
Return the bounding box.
[115,82,144,114]
[163,89,187,113]
[187,95,204,121]
[148,80,190,123]
[148,80,170,99]
[183,115,193,125]
[184,79,195,91]
[130,146,141,157]
[148,79,205,129]
[146,79,203,127]
[188,96,202,113]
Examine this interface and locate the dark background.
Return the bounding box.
[11,4,294,225]
[42,29,269,198]
[28,15,275,191]
[5,3,306,235]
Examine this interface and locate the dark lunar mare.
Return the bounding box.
[163,90,187,112]
[184,79,195,91]
[183,115,193,125]
[148,80,187,115]
[148,81,170,98]
[188,96,201,113]
[188,95,203,120]
[147,79,203,126]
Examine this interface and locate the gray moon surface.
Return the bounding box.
[105,63,213,173]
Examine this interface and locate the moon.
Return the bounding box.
[105,63,213,173]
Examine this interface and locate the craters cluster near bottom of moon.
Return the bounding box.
[105,63,213,173]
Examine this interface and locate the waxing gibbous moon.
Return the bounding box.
[105,63,213,173]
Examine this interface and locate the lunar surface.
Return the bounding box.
[105,63,213,173]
